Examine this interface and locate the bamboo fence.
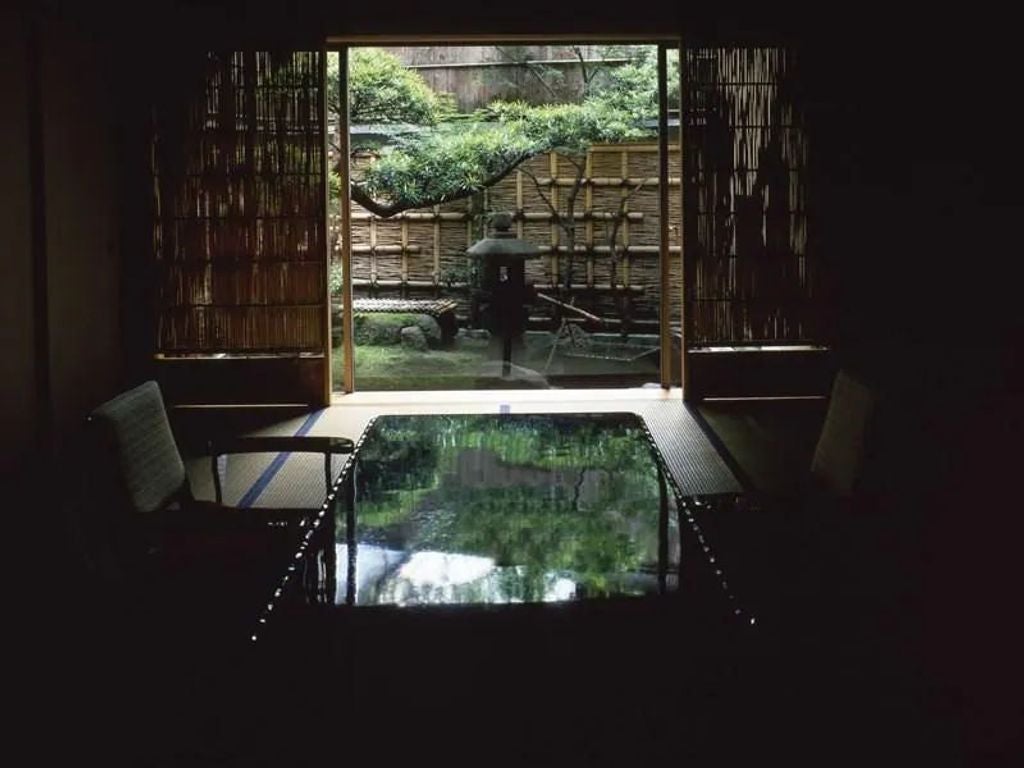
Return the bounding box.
[334,143,683,333]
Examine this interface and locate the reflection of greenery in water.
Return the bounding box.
[422,486,639,597]
[352,414,668,602]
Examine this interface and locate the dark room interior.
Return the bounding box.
[5,1,1022,765]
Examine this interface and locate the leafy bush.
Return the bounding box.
[342,48,446,125]
[358,122,536,209]
[586,46,679,123]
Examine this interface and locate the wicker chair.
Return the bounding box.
[82,380,351,632]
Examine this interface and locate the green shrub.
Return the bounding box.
[348,48,444,125]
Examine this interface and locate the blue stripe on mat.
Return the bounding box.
[237,410,325,508]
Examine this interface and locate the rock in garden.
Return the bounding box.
[411,314,443,347]
[400,325,429,351]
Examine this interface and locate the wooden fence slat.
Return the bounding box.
[432,204,440,289]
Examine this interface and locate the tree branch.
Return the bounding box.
[343,150,535,219]
[518,166,561,224]
[607,180,646,249]
[572,46,593,92]
[606,180,646,288]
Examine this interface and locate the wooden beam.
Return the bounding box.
[658,44,671,390]
[321,46,331,406]
[678,43,690,401]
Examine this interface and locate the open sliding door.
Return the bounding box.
[328,41,682,394]
[682,47,829,399]
[150,49,329,405]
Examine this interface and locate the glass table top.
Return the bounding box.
[331,412,679,607]
[248,411,760,645]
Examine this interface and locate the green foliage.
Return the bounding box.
[328,260,344,296]
[346,345,483,390]
[353,312,426,346]
[349,415,663,601]
[356,98,653,211]
[586,46,679,123]
[335,46,673,215]
[358,122,536,209]
[489,99,651,155]
[329,48,447,125]
[438,259,478,288]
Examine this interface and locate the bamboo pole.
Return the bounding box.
[432,204,441,289]
[400,217,409,295]
[516,171,524,238]
[351,244,422,254]
[549,152,559,287]
[369,213,378,286]
[350,279,644,292]
[620,149,631,288]
[538,245,680,255]
[351,209,644,223]
[529,176,681,186]
[350,211,470,221]
[585,151,594,288]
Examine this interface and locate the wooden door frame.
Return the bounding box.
[325,36,686,398]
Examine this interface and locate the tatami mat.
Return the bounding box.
[186,389,740,509]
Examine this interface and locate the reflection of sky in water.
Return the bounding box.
[336,545,577,606]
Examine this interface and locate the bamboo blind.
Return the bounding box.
[152,50,326,354]
[337,143,681,330]
[683,47,817,345]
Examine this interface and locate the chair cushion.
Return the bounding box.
[90,380,187,515]
[811,370,875,497]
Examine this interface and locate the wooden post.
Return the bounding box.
[320,46,332,404]
[678,42,690,400]
[338,47,355,393]
[658,44,671,390]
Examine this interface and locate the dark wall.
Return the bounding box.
[2,7,124,478]
[0,10,37,473]
[804,20,1022,761]
[42,16,123,444]
[13,2,1018,761]
[805,23,1022,397]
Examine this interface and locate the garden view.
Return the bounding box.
[328,45,682,391]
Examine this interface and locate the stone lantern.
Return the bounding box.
[467,212,540,377]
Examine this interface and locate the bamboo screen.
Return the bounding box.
[152,51,326,354]
[335,143,680,332]
[683,48,817,345]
